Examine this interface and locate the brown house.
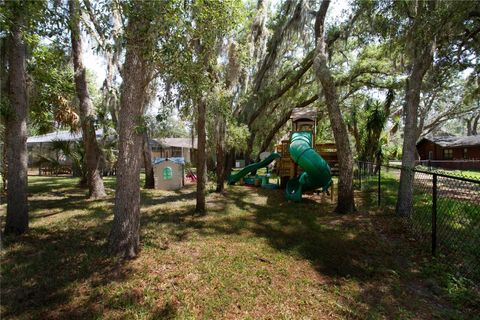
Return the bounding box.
[416,135,480,170]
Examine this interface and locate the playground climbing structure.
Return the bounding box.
[276,108,338,201]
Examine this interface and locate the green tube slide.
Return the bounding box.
[285,131,332,202]
[228,152,281,185]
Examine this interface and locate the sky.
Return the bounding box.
[83,36,107,87]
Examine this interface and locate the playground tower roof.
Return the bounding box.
[290,107,317,122]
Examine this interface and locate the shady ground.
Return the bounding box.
[1,175,479,319]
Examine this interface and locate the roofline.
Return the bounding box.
[416,136,480,148]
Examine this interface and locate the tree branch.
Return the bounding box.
[258,94,318,154]
[246,50,314,127]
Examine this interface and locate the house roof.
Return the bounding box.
[290,107,317,122]
[151,137,197,149]
[417,135,480,148]
[153,157,185,165]
[27,129,103,144]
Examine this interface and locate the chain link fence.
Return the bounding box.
[354,161,480,282]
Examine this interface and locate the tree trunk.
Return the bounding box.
[1,139,7,195]
[396,3,435,217]
[259,111,291,155]
[196,99,207,213]
[143,132,154,189]
[396,68,431,217]
[107,11,152,258]
[258,95,318,156]
[215,114,226,193]
[472,113,480,135]
[244,132,256,165]
[69,0,106,199]
[224,148,235,182]
[416,114,425,142]
[1,38,8,195]
[314,0,355,214]
[103,51,120,128]
[466,118,473,136]
[4,6,29,234]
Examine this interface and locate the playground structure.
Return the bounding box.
[228,107,338,202]
[153,157,185,191]
[228,152,280,186]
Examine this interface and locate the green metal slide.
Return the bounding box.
[285,131,332,202]
[228,152,281,185]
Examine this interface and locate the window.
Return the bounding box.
[443,149,453,160]
[163,167,173,180]
[464,148,468,159]
[171,147,182,157]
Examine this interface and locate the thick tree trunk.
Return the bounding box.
[143,132,154,189]
[396,68,431,216]
[69,0,106,199]
[107,12,152,258]
[215,114,226,193]
[314,0,355,214]
[4,8,29,234]
[396,3,435,217]
[196,99,207,213]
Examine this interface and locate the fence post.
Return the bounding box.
[378,163,381,206]
[432,173,437,256]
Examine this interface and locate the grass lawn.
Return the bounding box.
[1,176,479,319]
[447,170,480,180]
[358,170,480,283]
[414,167,480,181]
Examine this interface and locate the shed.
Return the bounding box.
[153,157,185,190]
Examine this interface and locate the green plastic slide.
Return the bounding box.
[228,152,281,185]
[285,131,332,202]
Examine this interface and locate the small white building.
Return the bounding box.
[153,158,185,191]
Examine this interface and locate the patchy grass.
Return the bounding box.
[358,170,480,282]
[1,176,479,319]
[414,167,480,181]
